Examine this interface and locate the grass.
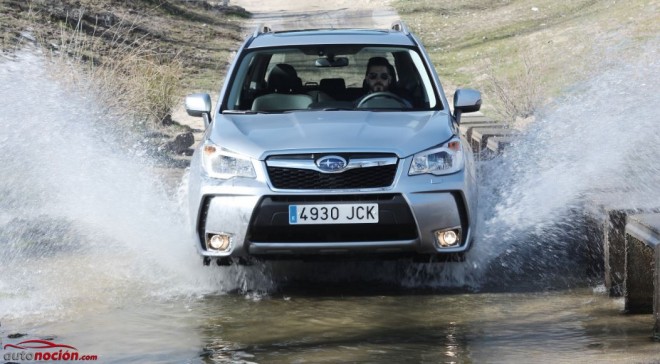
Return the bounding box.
[1,0,248,129]
[45,10,186,131]
[393,0,659,124]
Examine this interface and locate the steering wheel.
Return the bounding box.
[356,91,410,109]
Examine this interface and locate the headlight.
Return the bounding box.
[202,142,256,179]
[409,138,464,176]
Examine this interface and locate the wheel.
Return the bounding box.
[356,91,410,108]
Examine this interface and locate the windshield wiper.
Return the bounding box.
[222,110,271,114]
[355,108,417,112]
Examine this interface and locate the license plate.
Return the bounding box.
[289,203,379,224]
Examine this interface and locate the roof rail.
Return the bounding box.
[391,20,409,35]
[252,24,272,38]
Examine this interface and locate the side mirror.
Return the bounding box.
[185,93,212,127]
[453,88,481,124]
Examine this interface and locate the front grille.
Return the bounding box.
[267,164,397,190]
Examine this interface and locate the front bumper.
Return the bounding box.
[192,163,474,259]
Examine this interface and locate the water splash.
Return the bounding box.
[464,37,660,288]
[0,50,274,323]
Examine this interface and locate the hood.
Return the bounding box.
[208,110,455,159]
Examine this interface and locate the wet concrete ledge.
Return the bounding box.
[486,136,517,153]
[458,113,524,160]
[581,193,660,339]
[471,128,520,157]
[583,194,660,297]
[625,213,660,338]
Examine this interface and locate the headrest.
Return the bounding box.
[320,78,346,93]
[268,63,300,93]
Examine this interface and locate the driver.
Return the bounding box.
[364,56,394,93]
[356,56,411,107]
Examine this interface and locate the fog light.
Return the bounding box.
[442,231,457,245]
[207,233,232,251]
[434,229,460,248]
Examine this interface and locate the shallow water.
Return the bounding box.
[1,38,659,363]
[2,285,658,363]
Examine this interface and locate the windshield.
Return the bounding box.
[223,45,442,113]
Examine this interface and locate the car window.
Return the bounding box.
[224,46,441,112]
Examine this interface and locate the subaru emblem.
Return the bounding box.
[316,155,347,173]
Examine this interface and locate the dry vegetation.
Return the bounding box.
[48,14,185,127]
[393,0,659,125]
[0,0,248,130]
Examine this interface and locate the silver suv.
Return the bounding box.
[185,22,481,265]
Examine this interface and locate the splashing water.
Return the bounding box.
[0,51,274,323]
[463,37,660,287]
[287,38,660,290]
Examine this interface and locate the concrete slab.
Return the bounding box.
[470,128,520,153]
[460,113,497,124]
[625,213,660,337]
[459,122,505,140]
[486,136,517,153]
[586,193,660,297]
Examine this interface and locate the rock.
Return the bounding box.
[18,31,36,43]
[165,132,195,154]
[161,114,174,126]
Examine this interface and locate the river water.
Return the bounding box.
[1,39,659,363]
